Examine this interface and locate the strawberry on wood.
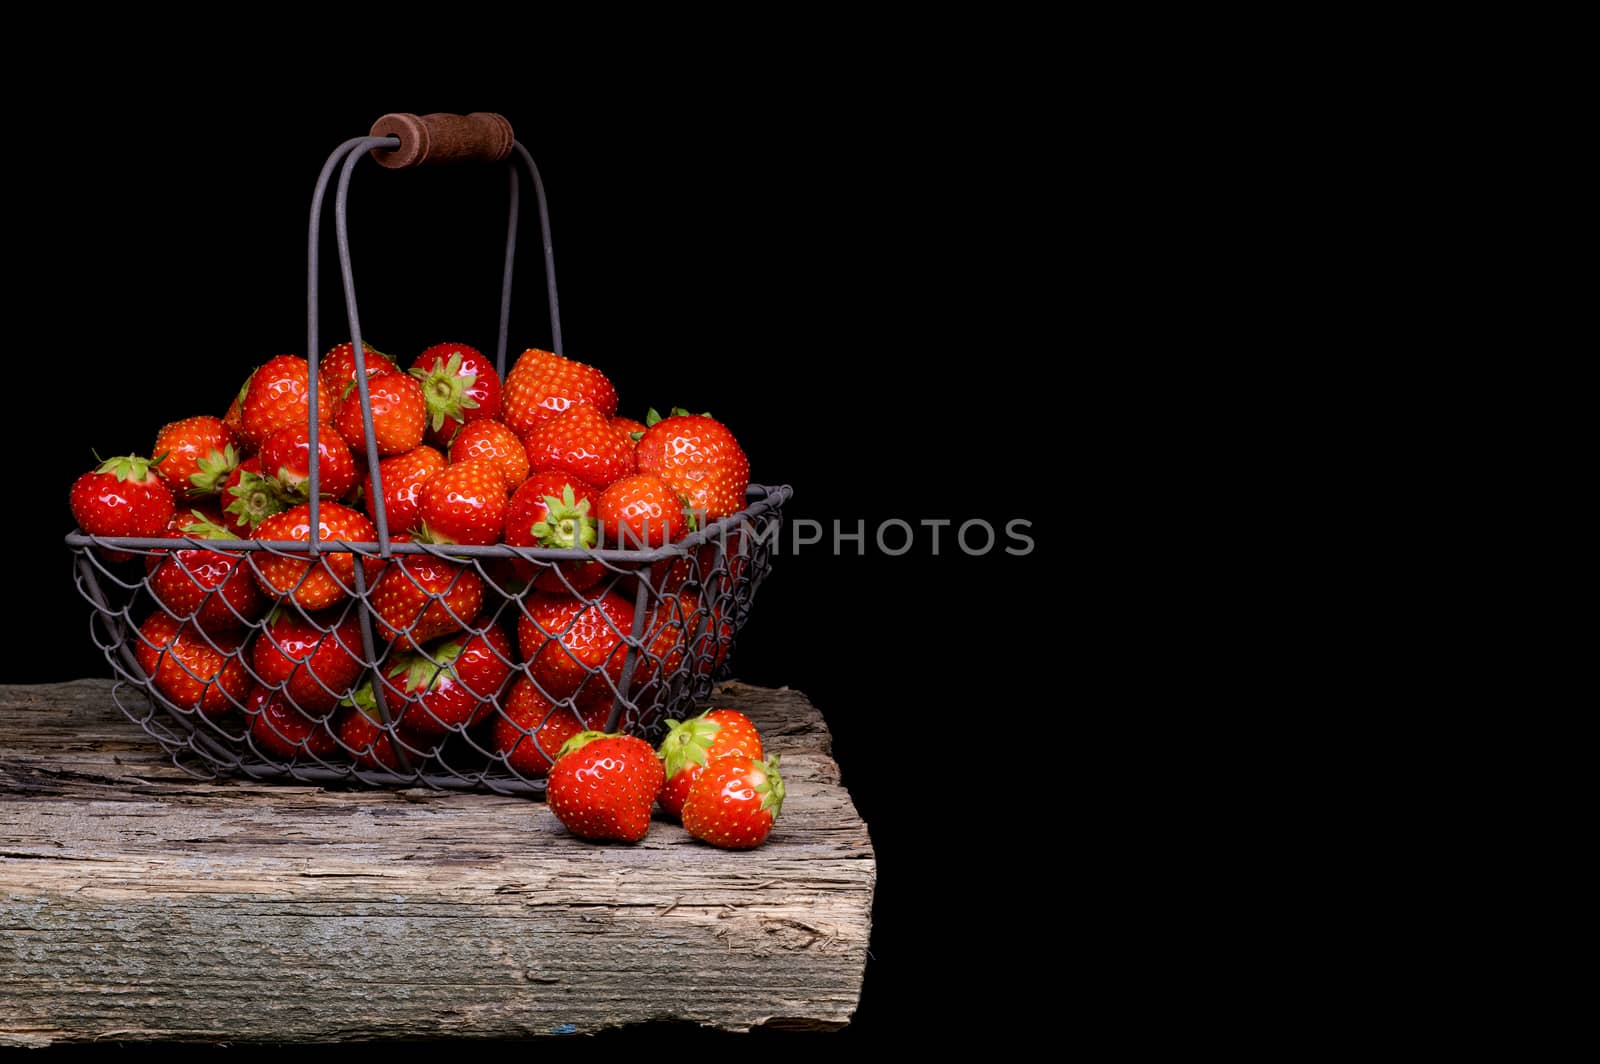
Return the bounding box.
[656,708,764,820]
[680,753,785,850]
[546,731,665,842]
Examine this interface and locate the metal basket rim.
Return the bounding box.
[64,482,792,562]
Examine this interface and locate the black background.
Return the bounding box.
[17,76,1064,1042]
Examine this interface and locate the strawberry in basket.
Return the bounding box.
[69,454,177,562]
[133,612,251,717]
[373,621,516,736]
[250,502,382,611]
[146,509,266,636]
[633,408,749,521]
[411,342,503,449]
[151,415,240,499]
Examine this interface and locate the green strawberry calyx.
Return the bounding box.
[555,730,615,761]
[224,469,290,530]
[752,754,785,817]
[386,639,463,694]
[410,350,481,432]
[343,679,385,724]
[187,444,240,497]
[530,485,598,551]
[644,407,712,427]
[179,509,237,541]
[94,453,163,483]
[658,713,724,779]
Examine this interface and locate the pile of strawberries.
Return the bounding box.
[548,707,784,849]
[66,341,757,784]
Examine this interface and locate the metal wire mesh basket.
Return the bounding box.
[63,113,789,795]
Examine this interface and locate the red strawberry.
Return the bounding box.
[680,754,785,849]
[363,445,446,535]
[250,608,367,715]
[220,456,291,536]
[152,416,239,497]
[320,341,399,392]
[245,684,339,759]
[368,534,485,650]
[237,355,336,450]
[416,458,508,545]
[523,405,636,490]
[545,731,665,842]
[333,371,427,457]
[489,674,610,779]
[596,473,689,548]
[342,449,371,508]
[501,348,618,437]
[70,454,177,562]
[503,474,605,592]
[634,408,750,520]
[375,623,515,736]
[335,684,439,772]
[621,591,699,724]
[250,502,381,611]
[259,423,357,500]
[133,612,250,717]
[146,509,265,635]
[656,708,763,820]
[687,594,737,680]
[448,419,529,489]
[223,389,245,438]
[611,417,648,448]
[410,343,503,448]
[517,589,636,704]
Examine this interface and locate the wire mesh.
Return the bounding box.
[67,485,787,795]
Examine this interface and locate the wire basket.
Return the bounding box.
[62,113,789,795]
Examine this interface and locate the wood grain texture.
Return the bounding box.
[0,679,873,1045]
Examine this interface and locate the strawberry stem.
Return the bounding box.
[555,730,612,760]
[410,350,481,433]
[658,713,722,778]
[530,485,597,550]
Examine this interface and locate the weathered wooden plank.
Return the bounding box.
[0,679,874,1045]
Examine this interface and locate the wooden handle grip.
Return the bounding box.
[368,112,515,168]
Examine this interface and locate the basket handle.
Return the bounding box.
[304,120,562,554]
[368,112,515,169]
